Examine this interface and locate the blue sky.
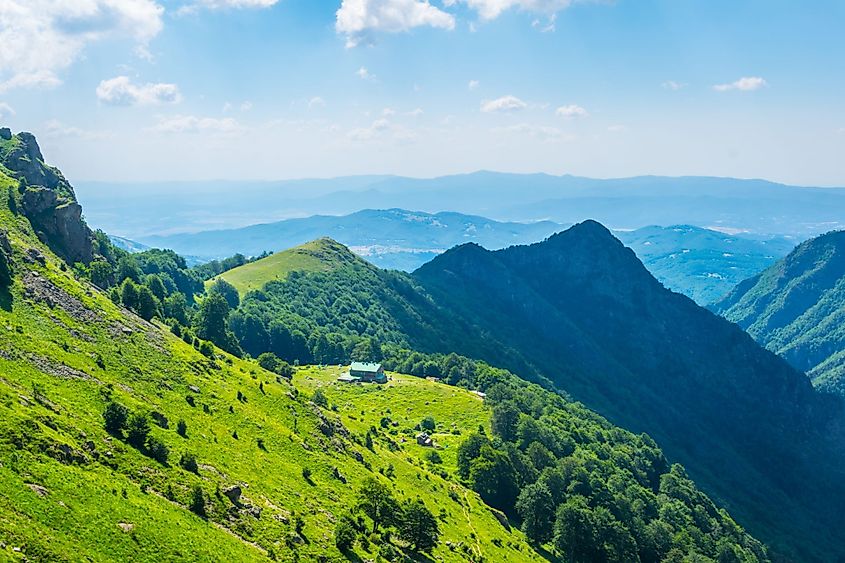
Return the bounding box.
[1,0,843,185]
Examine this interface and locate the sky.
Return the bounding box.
[0,0,844,185]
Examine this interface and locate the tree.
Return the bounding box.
[136,285,159,321]
[164,293,189,325]
[195,292,241,356]
[334,517,357,552]
[117,256,142,283]
[103,402,129,435]
[515,482,555,544]
[491,402,520,442]
[457,432,489,479]
[356,477,399,533]
[190,485,206,517]
[397,499,440,553]
[147,436,169,464]
[126,412,151,448]
[146,274,167,301]
[554,496,598,563]
[120,279,139,310]
[210,279,240,309]
[468,445,519,513]
[257,352,294,378]
[88,260,114,288]
[420,416,436,431]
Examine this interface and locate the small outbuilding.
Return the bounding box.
[416,432,433,447]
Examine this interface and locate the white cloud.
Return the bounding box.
[607,124,627,132]
[444,0,576,21]
[493,123,570,142]
[0,0,164,92]
[96,76,181,106]
[531,13,556,32]
[407,107,424,116]
[468,79,480,90]
[151,115,242,134]
[662,80,686,91]
[308,97,326,109]
[0,102,15,120]
[713,76,767,92]
[240,101,253,112]
[357,67,374,80]
[555,104,588,118]
[336,0,455,48]
[177,0,278,14]
[481,95,527,113]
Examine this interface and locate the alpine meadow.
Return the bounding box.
[2,1,845,563]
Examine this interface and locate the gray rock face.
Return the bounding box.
[1,130,93,264]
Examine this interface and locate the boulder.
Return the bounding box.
[223,485,243,507]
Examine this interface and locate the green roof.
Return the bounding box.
[350,362,382,372]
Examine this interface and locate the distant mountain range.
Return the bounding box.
[137,209,797,304]
[139,208,564,270]
[714,230,845,396]
[78,172,845,239]
[616,226,796,304]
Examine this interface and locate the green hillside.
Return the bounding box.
[211,238,364,295]
[713,230,845,396]
[0,174,542,561]
[0,129,772,562]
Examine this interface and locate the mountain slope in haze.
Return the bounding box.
[617,225,796,304]
[141,208,565,271]
[223,228,845,560]
[79,171,845,241]
[713,230,845,396]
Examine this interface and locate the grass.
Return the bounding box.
[0,177,541,561]
[211,238,365,295]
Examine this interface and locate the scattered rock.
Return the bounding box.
[188,385,200,394]
[352,450,364,463]
[223,485,243,507]
[25,483,48,497]
[117,522,134,533]
[22,271,99,323]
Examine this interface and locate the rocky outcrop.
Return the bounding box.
[0,128,93,264]
[0,229,11,286]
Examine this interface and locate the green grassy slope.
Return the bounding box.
[712,230,845,396]
[0,175,540,561]
[211,238,365,295]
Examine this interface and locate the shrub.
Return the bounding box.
[334,518,357,552]
[426,450,443,464]
[126,412,151,448]
[147,436,169,464]
[421,416,436,431]
[189,485,206,516]
[312,388,328,408]
[103,402,129,435]
[302,467,313,482]
[180,452,199,474]
[176,419,188,437]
